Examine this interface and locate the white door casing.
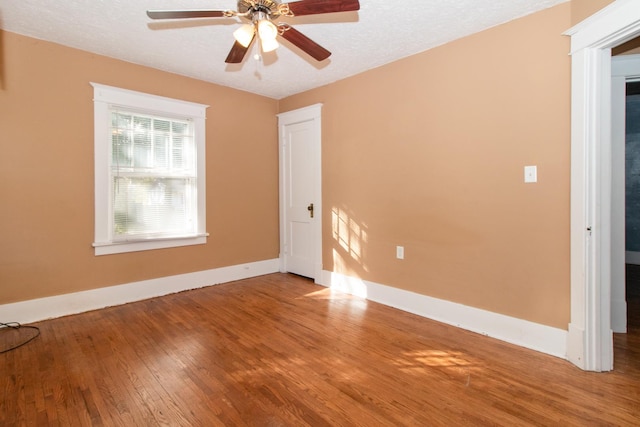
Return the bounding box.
[278,104,323,280]
[564,0,640,372]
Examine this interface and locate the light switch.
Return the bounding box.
[396,246,404,260]
[524,165,537,183]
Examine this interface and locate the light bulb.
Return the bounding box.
[233,24,254,48]
[257,19,278,41]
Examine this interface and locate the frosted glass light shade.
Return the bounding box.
[257,20,278,41]
[261,37,279,52]
[233,24,254,47]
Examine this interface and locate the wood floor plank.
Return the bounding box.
[1,272,639,426]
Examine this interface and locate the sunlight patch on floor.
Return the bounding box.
[301,288,356,300]
[392,349,481,386]
[399,350,475,368]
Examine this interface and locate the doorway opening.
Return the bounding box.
[611,57,640,368]
[618,79,640,367]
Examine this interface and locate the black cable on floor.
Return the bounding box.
[0,322,41,354]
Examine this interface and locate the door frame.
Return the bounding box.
[565,0,640,371]
[277,104,323,281]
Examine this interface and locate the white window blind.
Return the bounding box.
[111,110,196,240]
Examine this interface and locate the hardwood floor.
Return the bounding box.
[1,273,639,426]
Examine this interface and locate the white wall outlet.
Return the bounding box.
[396,246,404,260]
[524,165,537,183]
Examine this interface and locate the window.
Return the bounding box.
[92,83,208,255]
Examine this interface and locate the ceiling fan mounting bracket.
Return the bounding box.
[237,1,278,16]
[236,1,294,21]
[277,23,292,35]
[277,4,293,17]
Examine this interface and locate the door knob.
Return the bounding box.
[307,203,314,218]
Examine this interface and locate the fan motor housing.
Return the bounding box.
[237,0,280,15]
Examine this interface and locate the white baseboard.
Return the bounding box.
[626,251,640,265]
[0,259,280,324]
[320,270,568,360]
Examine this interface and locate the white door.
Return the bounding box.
[278,104,322,280]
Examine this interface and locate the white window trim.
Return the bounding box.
[91,83,209,256]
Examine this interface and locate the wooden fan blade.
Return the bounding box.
[285,0,360,16]
[225,37,255,64]
[280,26,331,61]
[147,10,228,19]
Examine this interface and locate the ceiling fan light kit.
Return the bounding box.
[260,35,280,53]
[256,17,279,52]
[233,24,255,48]
[146,0,360,64]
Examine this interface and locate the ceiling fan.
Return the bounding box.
[146,0,360,64]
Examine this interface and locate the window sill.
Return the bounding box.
[93,234,208,256]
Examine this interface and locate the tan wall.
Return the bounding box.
[279,4,572,329]
[0,31,280,304]
[571,0,614,25]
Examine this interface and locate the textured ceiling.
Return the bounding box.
[0,0,568,99]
